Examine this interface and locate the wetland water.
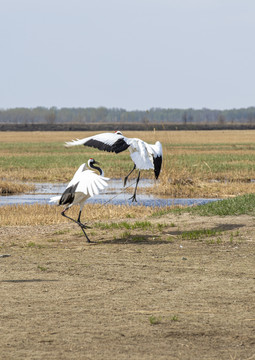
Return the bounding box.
[0,179,219,207]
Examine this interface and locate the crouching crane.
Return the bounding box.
[50,158,109,242]
[65,131,162,202]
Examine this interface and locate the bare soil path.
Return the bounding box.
[1,213,255,359]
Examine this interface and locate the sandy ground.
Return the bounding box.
[1,213,255,360]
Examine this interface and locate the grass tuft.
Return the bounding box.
[171,315,179,322]
[37,265,48,272]
[149,315,162,325]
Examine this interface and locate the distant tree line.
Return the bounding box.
[0,106,255,125]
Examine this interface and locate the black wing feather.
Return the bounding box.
[84,138,129,154]
[153,156,162,179]
[59,183,79,205]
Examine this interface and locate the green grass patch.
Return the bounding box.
[94,220,152,230]
[94,221,131,230]
[37,265,48,272]
[130,235,148,242]
[171,315,179,322]
[152,194,255,217]
[121,230,131,239]
[27,241,36,247]
[133,221,152,229]
[181,228,221,241]
[166,236,175,243]
[156,223,167,231]
[149,315,162,325]
[52,229,71,235]
[188,194,255,216]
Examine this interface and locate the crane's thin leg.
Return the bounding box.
[124,164,136,187]
[61,209,91,243]
[78,225,91,243]
[77,210,91,229]
[129,171,140,202]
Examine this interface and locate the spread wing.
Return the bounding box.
[76,170,109,197]
[56,163,109,205]
[65,132,130,154]
[67,163,87,188]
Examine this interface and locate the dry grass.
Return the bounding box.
[1,129,254,146]
[1,168,71,183]
[0,203,156,226]
[0,180,35,195]
[146,171,255,198]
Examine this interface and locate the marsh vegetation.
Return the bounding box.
[1,130,255,197]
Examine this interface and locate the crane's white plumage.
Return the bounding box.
[65,131,163,202]
[127,138,162,172]
[50,158,109,242]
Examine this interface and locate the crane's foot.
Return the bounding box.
[129,194,137,202]
[80,223,91,229]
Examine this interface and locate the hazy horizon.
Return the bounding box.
[1,105,255,112]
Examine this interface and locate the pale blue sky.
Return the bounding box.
[1,0,254,110]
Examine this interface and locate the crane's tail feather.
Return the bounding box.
[49,195,61,204]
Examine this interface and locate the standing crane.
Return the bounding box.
[50,158,109,242]
[65,131,162,202]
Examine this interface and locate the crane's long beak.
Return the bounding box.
[94,160,100,165]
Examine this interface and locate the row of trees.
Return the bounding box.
[0,106,255,125]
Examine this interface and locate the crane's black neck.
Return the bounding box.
[90,163,103,175]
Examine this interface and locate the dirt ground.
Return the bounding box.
[1,213,255,360]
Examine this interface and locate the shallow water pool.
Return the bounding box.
[0,179,220,207]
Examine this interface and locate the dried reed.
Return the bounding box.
[0,180,35,195]
[0,203,155,226]
[145,178,255,198]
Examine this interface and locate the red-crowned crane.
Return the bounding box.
[65,131,162,202]
[50,158,109,242]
